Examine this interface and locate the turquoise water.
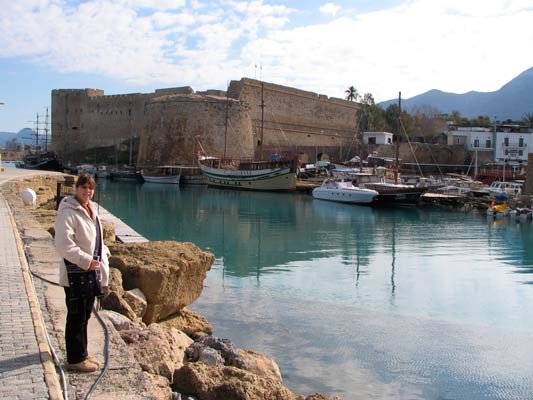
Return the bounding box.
[97,181,533,399]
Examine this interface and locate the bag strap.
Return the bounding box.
[93,216,102,259]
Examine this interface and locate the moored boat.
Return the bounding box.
[198,156,297,191]
[312,179,378,204]
[96,165,110,179]
[110,167,143,182]
[487,202,510,218]
[510,207,532,222]
[349,173,427,205]
[141,165,181,184]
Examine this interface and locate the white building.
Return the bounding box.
[363,131,393,145]
[447,125,532,164]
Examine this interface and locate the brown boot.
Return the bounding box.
[86,355,101,367]
[68,359,98,373]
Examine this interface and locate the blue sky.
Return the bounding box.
[1,0,532,133]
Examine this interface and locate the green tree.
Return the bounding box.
[345,86,360,102]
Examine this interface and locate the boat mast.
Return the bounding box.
[260,81,265,160]
[224,84,229,159]
[44,108,49,152]
[35,113,40,152]
[395,92,401,184]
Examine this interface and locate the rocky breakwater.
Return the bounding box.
[103,241,341,400]
[7,174,341,399]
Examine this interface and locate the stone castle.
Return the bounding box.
[51,78,360,167]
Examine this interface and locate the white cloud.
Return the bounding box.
[0,0,531,103]
[320,2,341,17]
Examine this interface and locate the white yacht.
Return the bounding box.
[312,179,378,204]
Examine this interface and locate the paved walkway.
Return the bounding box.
[0,193,49,399]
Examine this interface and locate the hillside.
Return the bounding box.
[379,67,533,120]
[0,128,42,147]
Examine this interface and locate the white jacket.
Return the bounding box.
[54,196,110,288]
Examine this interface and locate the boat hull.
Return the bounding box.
[199,164,297,191]
[142,174,181,184]
[363,183,427,205]
[312,187,377,204]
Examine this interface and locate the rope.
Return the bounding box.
[398,118,424,176]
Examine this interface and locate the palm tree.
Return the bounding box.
[345,86,359,102]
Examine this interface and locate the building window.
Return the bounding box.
[387,137,392,144]
[486,139,491,148]
[474,139,479,148]
[519,138,524,147]
[368,137,376,144]
[505,149,508,156]
[504,137,509,146]
[519,150,524,156]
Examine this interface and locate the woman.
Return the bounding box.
[55,173,110,372]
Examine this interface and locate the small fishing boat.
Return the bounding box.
[486,202,510,218]
[110,166,143,182]
[96,165,109,179]
[141,165,181,184]
[312,179,378,204]
[510,207,532,222]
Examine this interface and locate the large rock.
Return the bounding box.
[173,363,297,400]
[233,349,283,382]
[160,308,213,339]
[124,289,147,319]
[101,290,138,322]
[108,241,215,324]
[120,323,193,383]
[108,267,125,296]
[103,310,141,332]
[185,336,282,383]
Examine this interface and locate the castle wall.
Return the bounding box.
[137,94,253,167]
[51,89,146,163]
[52,80,362,166]
[229,78,360,160]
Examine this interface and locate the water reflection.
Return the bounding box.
[97,181,533,399]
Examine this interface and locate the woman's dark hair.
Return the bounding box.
[76,173,96,189]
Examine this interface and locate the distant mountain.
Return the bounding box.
[379,67,533,121]
[0,128,42,147]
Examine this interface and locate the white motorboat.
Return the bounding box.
[141,165,181,184]
[312,179,378,204]
[96,165,109,179]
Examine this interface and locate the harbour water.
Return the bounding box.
[97,181,533,400]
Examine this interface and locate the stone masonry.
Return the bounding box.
[51,78,361,167]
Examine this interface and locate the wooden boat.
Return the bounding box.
[110,167,142,182]
[348,172,427,205]
[198,156,297,191]
[141,165,181,184]
[197,81,297,191]
[178,166,205,185]
[510,207,532,222]
[486,202,510,218]
[312,178,378,204]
